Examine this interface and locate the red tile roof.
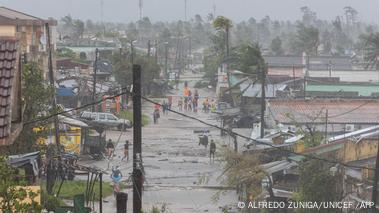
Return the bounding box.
[0,38,18,145]
[268,99,379,125]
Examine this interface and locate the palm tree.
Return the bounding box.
[213,16,233,58]
[360,33,379,69]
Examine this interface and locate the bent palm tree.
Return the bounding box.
[361,33,379,69]
[213,16,233,58]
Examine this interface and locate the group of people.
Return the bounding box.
[179,85,200,113]
[105,139,129,161]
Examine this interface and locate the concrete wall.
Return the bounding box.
[339,139,378,163]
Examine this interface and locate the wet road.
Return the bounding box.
[78,71,237,213]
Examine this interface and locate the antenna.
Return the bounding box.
[184,0,187,21]
[213,0,216,17]
[139,0,143,20]
[100,0,104,23]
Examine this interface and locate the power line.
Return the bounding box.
[24,88,377,171]
[140,95,377,171]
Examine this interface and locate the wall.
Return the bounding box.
[0,25,15,37]
[339,139,378,163]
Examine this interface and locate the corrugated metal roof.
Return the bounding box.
[268,99,379,124]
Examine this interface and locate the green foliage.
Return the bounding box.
[290,24,319,55]
[216,148,266,201]
[0,157,42,212]
[229,43,265,74]
[4,63,54,154]
[119,110,150,126]
[213,16,233,32]
[270,37,284,56]
[41,180,113,200]
[57,47,76,59]
[112,53,160,94]
[360,32,379,69]
[41,191,61,211]
[295,159,342,213]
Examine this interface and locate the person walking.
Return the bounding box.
[162,100,167,115]
[122,140,129,161]
[106,139,115,158]
[167,96,173,110]
[153,103,160,124]
[178,97,183,111]
[187,90,192,112]
[209,140,216,163]
[193,90,199,112]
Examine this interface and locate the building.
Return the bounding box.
[267,99,379,134]
[0,38,23,146]
[0,7,57,78]
[306,82,379,98]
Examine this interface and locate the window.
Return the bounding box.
[107,115,117,121]
[99,114,106,120]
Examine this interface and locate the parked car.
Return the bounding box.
[79,111,132,130]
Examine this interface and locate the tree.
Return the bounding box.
[215,149,266,202]
[291,24,319,55]
[296,159,342,213]
[360,32,379,69]
[2,63,54,155]
[229,43,265,74]
[213,16,233,58]
[113,53,160,95]
[0,157,42,212]
[270,37,284,56]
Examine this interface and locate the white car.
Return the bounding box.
[79,111,132,130]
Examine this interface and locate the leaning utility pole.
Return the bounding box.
[260,64,267,138]
[92,48,99,112]
[147,40,151,58]
[133,65,143,213]
[45,23,60,147]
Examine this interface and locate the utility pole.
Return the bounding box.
[154,40,158,63]
[92,48,99,112]
[325,109,328,143]
[292,64,296,89]
[45,23,60,146]
[372,140,379,212]
[99,172,103,213]
[260,64,267,138]
[147,40,151,58]
[303,76,307,99]
[133,65,143,213]
[131,41,135,64]
[165,42,168,79]
[139,0,143,20]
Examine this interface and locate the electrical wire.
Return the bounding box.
[141,95,377,171]
[24,88,378,171]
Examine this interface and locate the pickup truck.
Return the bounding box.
[79,111,132,130]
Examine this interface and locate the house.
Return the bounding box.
[267,99,379,135]
[0,38,23,146]
[0,7,57,78]
[264,55,379,84]
[306,82,379,98]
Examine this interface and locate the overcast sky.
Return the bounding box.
[1,0,378,24]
